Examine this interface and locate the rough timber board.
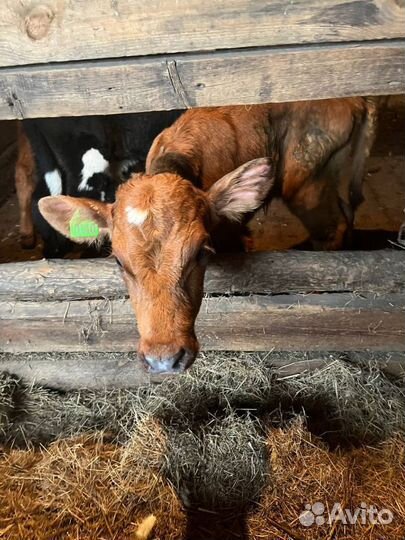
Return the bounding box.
[1,251,404,354]
[0,0,404,68]
[1,41,404,120]
[1,352,404,391]
[1,294,404,353]
[1,251,404,302]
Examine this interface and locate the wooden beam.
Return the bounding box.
[0,0,403,68]
[1,293,404,353]
[0,40,404,119]
[2,252,404,354]
[0,352,155,390]
[1,251,404,302]
[1,352,404,391]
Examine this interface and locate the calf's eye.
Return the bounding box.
[196,245,215,266]
[114,256,123,269]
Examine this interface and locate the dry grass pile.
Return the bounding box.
[164,413,268,510]
[1,417,405,539]
[1,353,405,539]
[248,419,405,540]
[2,354,405,448]
[0,372,145,446]
[143,352,277,423]
[278,359,405,446]
[0,417,185,540]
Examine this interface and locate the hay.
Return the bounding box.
[248,419,405,540]
[0,420,186,540]
[2,354,405,448]
[143,352,277,423]
[1,419,405,539]
[164,412,268,510]
[278,359,405,446]
[1,353,405,539]
[0,372,144,446]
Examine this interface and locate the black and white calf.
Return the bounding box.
[21,110,183,257]
[23,117,110,257]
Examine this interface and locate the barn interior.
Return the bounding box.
[0,95,404,263]
[0,0,404,534]
[0,95,404,540]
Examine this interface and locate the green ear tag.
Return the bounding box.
[69,210,99,239]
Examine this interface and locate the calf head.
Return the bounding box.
[39,158,273,373]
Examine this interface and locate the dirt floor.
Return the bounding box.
[0,98,404,263]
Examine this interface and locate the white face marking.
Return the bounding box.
[126,206,148,226]
[100,191,105,202]
[78,148,109,192]
[44,169,62,196]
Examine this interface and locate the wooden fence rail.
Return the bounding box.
[1,251,404,354]
[0,0,404,118]
[1,41,404,119]
[1,0,404,68]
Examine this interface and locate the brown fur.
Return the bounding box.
[147,105,270,188]
[15,124,36,249]
[39,98,376,372]
[39,159,273,371]
[147,98,376,248]
[113,174,211,363]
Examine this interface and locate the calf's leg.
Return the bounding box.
[284,172,348,250]
[15,127,36,249]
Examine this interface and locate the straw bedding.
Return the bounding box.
[1,352,405,539]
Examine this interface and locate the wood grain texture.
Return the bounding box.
[0,352,156,389]
[2,251,404,354]
[1,352,404,391]
[1,294,404,353]
[0,40,404,119]
[0,0,403,68]
[1,251,404,301]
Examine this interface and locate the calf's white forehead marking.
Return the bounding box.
[78,148,109,192]
[44,169,62,196]
[126,206,148,226]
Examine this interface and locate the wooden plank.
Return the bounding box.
[271,353,405,379]
[1,352,404,391]
[0,352,156,389]
[0,0,404,68]
[0,40,404,120]
[1,294,404,353]
[1,251,404,302]
[2,292,403,318]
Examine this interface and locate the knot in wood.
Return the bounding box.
[24,4,55,41]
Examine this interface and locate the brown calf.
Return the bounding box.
[39,98,376,373]
[147,98,376,250]
[15,124,36,249]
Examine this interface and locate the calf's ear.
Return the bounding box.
[208,158,274,222]
[38,195,112,244]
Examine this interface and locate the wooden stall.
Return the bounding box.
[0,1,404,380]
[0,0,404,119]
[1,251,404,388]
[1,250,405,353]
